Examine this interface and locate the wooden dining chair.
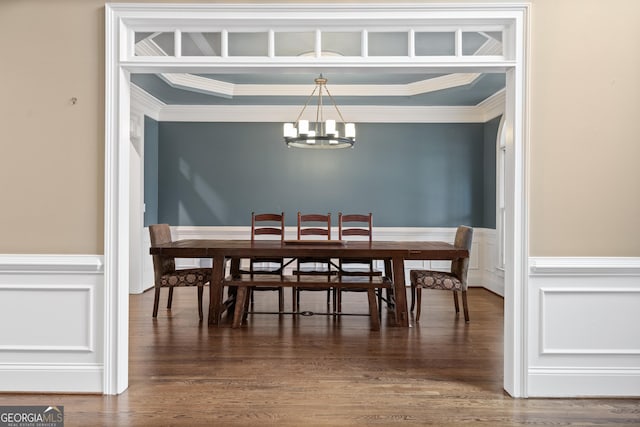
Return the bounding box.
[336,213,391,316]
[245,212,286,313]
[149,224,211,320]
[292,212,334,313]
[409,225,473,322]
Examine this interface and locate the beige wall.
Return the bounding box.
[529,0,640,256]
[0,0,638,256]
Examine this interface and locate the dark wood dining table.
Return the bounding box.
[149,239,469,327]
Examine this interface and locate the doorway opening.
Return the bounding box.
[105,3,530,396]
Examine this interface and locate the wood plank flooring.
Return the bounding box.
[1,287,638,426]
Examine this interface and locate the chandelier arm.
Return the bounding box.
[294,86,319,124]
[324,86,347,124]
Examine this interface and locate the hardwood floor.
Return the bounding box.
[1,287,638,426]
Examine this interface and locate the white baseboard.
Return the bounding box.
[528,367,640,397]
[0,364,103,393]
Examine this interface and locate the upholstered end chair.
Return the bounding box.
[149,224,211,320]
[409,225,473,323]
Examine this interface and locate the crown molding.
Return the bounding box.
[133,82,502,123]
[157,104,485,123]
[130,84,165,120]
[406,73,480,95]
[132,71,503,123]
[478,88,505,121]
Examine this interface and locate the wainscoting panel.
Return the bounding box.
[528,257,640,397]
[0,285,94,352]
[0,255,104,393]
[540,288,640,355]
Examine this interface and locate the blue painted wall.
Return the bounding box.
[483,116,500,228]
[143,116,159,226]
[145,121,498,228]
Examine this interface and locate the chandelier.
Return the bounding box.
[283,75,356,149]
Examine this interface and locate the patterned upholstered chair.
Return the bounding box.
[409,225,473,322]
[149,224,211,320]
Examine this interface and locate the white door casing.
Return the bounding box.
[105,3,530,396]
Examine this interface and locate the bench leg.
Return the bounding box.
[367,288,380,331]
[232,287,248,328]
[243,288,251,323]
[278,288,285,313]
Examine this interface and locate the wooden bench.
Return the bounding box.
[224,274,394,330]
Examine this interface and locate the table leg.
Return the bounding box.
[208,254,225,325]
[392,256,409,327]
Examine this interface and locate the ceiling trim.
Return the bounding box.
[131,83,503,123]
[160,73,234,98]
[154,72,484,98]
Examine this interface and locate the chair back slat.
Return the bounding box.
[254,227,283,237]
[254,213,284,223]
[341,228,370,237]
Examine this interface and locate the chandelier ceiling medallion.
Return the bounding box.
[283,74,356,149]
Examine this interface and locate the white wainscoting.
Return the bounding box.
[528,257,640,397]
[3,249,638,397]
[0,255,104,393]
[141,226,503,296]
